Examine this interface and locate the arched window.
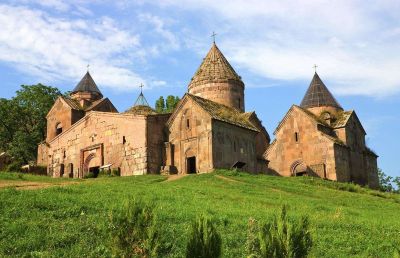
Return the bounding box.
[56,122,63,136]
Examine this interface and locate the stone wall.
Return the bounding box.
[46,98,75,142]
[212,120,258,173]
[167,98,213,174]
[45,112,164,178]
[189,81,245,111]
[266,107,337,179]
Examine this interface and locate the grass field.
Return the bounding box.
[0,171,399,257]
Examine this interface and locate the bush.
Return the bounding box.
[111,168,121,177]
[186,215,222,258]
[5,161,22,172]
[109,199,161,258]
[246,206,312,258]
[83,172,95,179]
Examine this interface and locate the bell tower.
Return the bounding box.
[188,43,245,112]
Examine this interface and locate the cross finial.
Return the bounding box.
[313,64,318,73]
[87,64,90,72]
[139,83,144,93]
[211,31,217,43]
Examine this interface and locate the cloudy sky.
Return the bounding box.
[1,0,399,176]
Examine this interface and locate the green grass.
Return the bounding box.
[0,170,399,257]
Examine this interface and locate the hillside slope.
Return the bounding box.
[0,171,399,257]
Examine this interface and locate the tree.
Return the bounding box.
[0,84,61,167]
[155,96,165,113]
[378,169,394,192]
[155,95,180,113]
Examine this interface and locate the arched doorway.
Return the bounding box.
[83,153,101,177]
[290,160,308,176]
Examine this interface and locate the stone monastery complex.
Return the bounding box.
[37,42,379,188]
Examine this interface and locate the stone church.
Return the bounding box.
[37,42,378,187]
[265,73,379,188]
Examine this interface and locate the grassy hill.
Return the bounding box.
[0,170,399,257]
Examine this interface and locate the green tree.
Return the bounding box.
[393,177,400,193]
[378,169,394,192]
[155,96,165,113]
[155,95,180,113]
[0,84,61,166]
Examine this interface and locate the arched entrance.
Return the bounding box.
[290,160,308,176]
[83,153,101,177]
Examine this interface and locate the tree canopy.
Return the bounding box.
[155,95,180,113]
[0,84,61,167]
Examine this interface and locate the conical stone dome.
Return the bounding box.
[188,43,245,112]
[300,73,342,110]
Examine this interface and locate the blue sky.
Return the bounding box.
[0,0,399,177]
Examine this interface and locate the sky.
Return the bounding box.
[0,0,399,177]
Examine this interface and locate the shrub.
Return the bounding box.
[246,206,312,258]
[109,199,161,258]
[186,215,222,258]
[111,168,121,177]
[84,172,95,179]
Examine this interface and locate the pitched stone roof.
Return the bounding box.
[72,72,103,96]
[61,96,82,110]
[188,43,243,87]
[187,94,259,131]
[330,111,353,128]
[125,105,157,115]
[300,73,342,109]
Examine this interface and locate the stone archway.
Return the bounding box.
[83,153,101,177]
[290,160,308,176]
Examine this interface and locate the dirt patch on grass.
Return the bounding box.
[0,180,80,190]
[215,175,241,183]
[165,174,189,182]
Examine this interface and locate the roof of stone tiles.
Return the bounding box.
[330,111,353,128]
[187,94,259,131]
[125,105,157,115]
[188,43,243,87]
[300,73,342,109]
[72,72,103,96]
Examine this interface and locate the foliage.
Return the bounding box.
[155,95,180,113]
[378,169,395,192]
[84,172,95,179]
[0,84,61,166]
[109,199,161,258]
[186,215,222,258]
[246,206,312,258]
[155,96,165,113]
[0,171,400,257]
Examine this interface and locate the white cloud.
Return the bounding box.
[0,4,146,91]
[144,0,400,97]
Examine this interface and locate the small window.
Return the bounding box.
[295,132,299,142]
[56,122,63,136]
[233,141,237,152]
[186,119,190,129]
[63,150,66,158]
[123,136,126,144]
[238,98,241,108]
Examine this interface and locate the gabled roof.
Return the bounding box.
[167,94,259,132]
[72,72,103,96]
[188,43,243,87]
[125,105,157,115]
[300,73,342,109]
